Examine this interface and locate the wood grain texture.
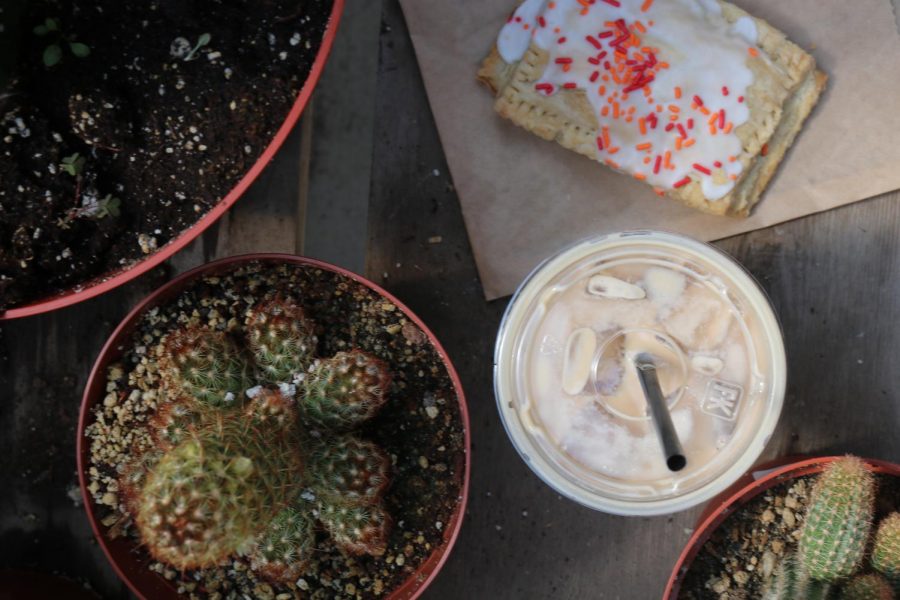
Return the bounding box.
[368,1,900,598]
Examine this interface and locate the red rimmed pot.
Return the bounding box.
[77,254,471,600]
[2,0,344,321]
[664,456,900,599]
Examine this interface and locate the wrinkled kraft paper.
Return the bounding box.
[399,0,900,300]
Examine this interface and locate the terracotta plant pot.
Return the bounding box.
[77,254,471,600]
[664,456,900,600]
[2,0,344,320]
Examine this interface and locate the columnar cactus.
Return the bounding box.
[840,574,895,600]
[119,295,395,581]
[250,507,316,584]
[873,513,900,591]
[764,554,831,600]
[135,395,302,570]
[158,326,252,408]
[301,350,391,429]
[246,297,317,384]
[799,456,876,581]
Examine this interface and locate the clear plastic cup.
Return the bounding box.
[494,231,786,516]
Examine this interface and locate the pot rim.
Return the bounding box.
[76,253,471,600]
[663,455,900,600]
[2,0,345,320]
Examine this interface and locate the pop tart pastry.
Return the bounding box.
[478,0,826,216]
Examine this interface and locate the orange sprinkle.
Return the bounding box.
[683,138,696,148]
[748,47,759,57]
[599,85,607,96]
[554,26,561,34]
[602,127,610,149]
[580,7,589,15]
[668,105,680,114]
[656,104,663,112]
[641,0,654,12]
[729,174,738,180]
[674,87,682,99]
[605,159,620,169]
[639,118,647,135]
[602,74,610,82]
[636,142,652,151]
[669,114,679,122]
[761,143,769,156]
[709,123,718,135]
[723,122,733,134]
[634,173,647,180]
[601,106,610,117]
[625,116,633,123]
[699,106,711,116]
[524,23,530,30]
[607,146,620,154]
[634,21,646,33]
[728,155,737,163]
[664,151,672,168]
[577,0,591,6]
[658,61,669,69]
[654,187,665,196]
[613,103,620,118]
[675,137,683,151]
[643,156,652,164]
[562,63,571,73]
[548,1,556,7]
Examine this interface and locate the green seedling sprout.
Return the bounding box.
[184,33,211,61]
[33,17,90,67]
[59,153,86,177]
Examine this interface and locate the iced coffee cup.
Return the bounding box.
[494,231,786,516]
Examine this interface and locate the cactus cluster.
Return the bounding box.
[763,457,899,600]
[119,296,394,583]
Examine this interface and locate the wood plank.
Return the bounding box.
[0,111,307,598]
[367,1,900,598]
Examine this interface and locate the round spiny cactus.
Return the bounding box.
[158,326,252,409]
[799,456,876,582]
[318,500,391,556]
[300,350,391,429]
[148,399,199,451]
[250,506,316,584]
[135,406,302,570]
[873,513,900,591]
[840,574,894,600]
[246,297,318,384]
[245,388,297,430]
[309,435,390,505]
[119,449,162,517]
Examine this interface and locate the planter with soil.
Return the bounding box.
[0,0,342,318]
[667,456,900,600]
[77,255,470,600]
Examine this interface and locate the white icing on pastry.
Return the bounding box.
[496,0,760,200]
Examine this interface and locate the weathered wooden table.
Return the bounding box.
[1,2,898,598]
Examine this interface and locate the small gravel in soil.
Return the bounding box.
[85,263,466,599]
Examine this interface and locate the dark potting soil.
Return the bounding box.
[677,474,900,600]
[0,0,331,311]
[85,263,467,599]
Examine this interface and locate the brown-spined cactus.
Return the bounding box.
[799,456,876,582]
[148,398,199,451]
[300,350,391,429]
[318,501,391,556]
[840,574,895,600]
[250,506,316,584]
[246,297,317,384]
[309,434,391,505]
[158,326,252,409]
[134,396,302,570]
[873,513,900,591]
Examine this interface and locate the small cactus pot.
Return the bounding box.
[77,254,471,600]
[664,456,900,600]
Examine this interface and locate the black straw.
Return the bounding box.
[634,353,687,472]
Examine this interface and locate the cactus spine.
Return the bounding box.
[246,297,318,384]
[300,350,391,429]
[799,456,875,581]
[840,574,895,600]
[250,506,316,584]
[135,395,302,570]
[873,513,900,592]
[159,326,252,408]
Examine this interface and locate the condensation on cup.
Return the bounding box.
[494,231,787,516]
